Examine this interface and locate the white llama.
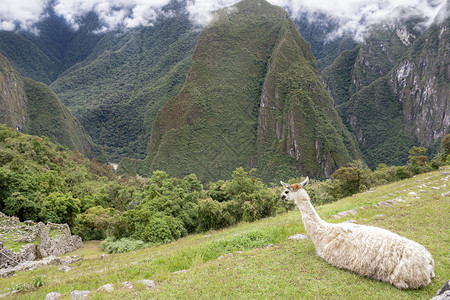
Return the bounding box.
[280,177,435,289]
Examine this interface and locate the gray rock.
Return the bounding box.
[173,269,187,274]
[431,280,450,300]
[45,292,62,300]
[288,234,310,240]
[0,213,83,270]
[442,191,450,197]
[57,266,71,272]
[0,291,16,298]
[70,290,90,300]
[136,280,157,289]
[122,281,134,289]
[97,283,114,292]
[377,201,392,207]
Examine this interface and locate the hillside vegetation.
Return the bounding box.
[145,0,361,183]
[0,54,103,160]
[1,166,448,299]
[51,4,199,161]
[322,10,450,168]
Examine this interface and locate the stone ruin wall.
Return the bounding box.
[0,212,83,269]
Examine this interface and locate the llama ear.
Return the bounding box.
[300,176,309,187]
[280,181,293,191]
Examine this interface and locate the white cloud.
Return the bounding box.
[0,0,49,31]
[0,0,446,39]
[270,0,447,40]
[186,0,446,40]
[53,0,172,31]
[186,0,239,26]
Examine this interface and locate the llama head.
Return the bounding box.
[280,177,309,201]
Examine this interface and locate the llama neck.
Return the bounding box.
[294,193,327,241]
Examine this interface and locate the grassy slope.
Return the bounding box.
[3,166,449,299]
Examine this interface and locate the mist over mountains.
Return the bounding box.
[1,0,446,39]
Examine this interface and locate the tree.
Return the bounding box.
[73,206,119,240]
[39,192,81,226]
[332,166,362,197]
[408,146,430,174]
[441,134,450,156]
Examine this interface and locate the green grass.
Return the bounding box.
[1,166,449,299]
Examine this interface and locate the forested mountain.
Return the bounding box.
[0,10,102,85]
[0,54,103,160]
[51,5,198,161]
[293,12,358,70]
[143,0,361,182]
[0,0,448,180]
[322,4,449,168]
[0,2,198,161]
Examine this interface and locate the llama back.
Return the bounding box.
[315,223,435,289]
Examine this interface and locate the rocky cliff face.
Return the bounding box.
[0,53,102,160]
[322,7,449,167]
[144,0,361,182]
[0,54,28,132]
[393,15,450,150]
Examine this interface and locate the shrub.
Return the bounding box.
[133,213,179,244]
[73,206,119,240]
[331,166,363,198]
[32,275,46,288]
[39,192,81,226]
[101,237,150,254]
[394,166,413,180]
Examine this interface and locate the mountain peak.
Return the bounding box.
[144,0,360,182]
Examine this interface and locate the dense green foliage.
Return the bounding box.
[0,126,291,247]
[105,167,292,248]
[338,76,416,168]
[0,125,115,225]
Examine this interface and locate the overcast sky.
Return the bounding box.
[0,0,446,38]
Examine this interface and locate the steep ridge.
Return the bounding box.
[323,6,449,168]
[0,11,102,85]
[0,53,102,160]
[392,13,450,151]
[144,0,361,182]
[51,5,198,161]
